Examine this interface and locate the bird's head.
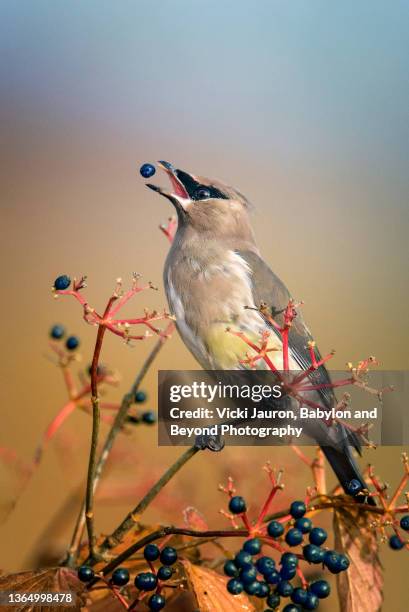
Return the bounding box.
[146,161,254,241]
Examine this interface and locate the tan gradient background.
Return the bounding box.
[1,1,409,610]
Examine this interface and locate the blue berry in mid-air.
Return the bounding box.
[227,578,244,594]
[229,496,247,514]
[77,565,94,582]
[50,324,65,340]
[290,500,306,518]
[54,275,71,290]
[291,587,308,605]
[295,517,312,533]
[144,543,160,561]
[157,565,173,580]
[142,411,156,424]
[224,560,239,577]
[140,163,156,178]
[400,515,409,531]
[285,528,303,547]
[389,535,405,550]
[134,572,158,591]
[310,579,331,598]
[66,335,80,351]
[309,527,327,546]
[160,546,178,565]
[303,544,325,564]
[267,520,284,538]
[135,390,147,403]
[148,593,166,611]
[243,538,261,555]
[111,567,130,586]
[346,479,363,496]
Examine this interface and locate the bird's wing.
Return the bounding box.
[236,250,335,409]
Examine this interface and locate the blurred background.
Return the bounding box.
[1,1,408,609]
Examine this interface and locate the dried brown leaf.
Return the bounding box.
[334,506,383,612]
[0,567,85,611]
[181,559,255,612]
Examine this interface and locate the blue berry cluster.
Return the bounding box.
[133,544,177,610]
[49,323,80,351]
[225,499,349,610]
[77,544,177,610]
[389,514,409,550]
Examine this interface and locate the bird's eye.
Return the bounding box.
[193,186,211,200]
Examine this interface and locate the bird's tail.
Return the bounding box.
[321,441,376,506]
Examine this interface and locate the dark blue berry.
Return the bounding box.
[303,544,325,564]
[148,594,166,611]
[54,275,71,290]
[135,390,147,403]
[346,479,363,496]
[50,324,65,340]
[227,578,244,594]
[324,551,345,573]
[142,411,156,424]
[400,515,409,531]
[243,537,261,555]
[157,566,173,581]
[160,546,177,565]
[267,592,281,608]
[291,587,308,605]
[338,554,350,571]
[389,534,405,550]
[265,569,280,585]
[280,565,296,580]
[140,163,156,179]
[111,567,130,586]
[66,335,79,351]
[277,580,293,597]
[224,560,239,577]
[229,496,246,514]
[240,567,258,584]
[285,528,303,547]
[290,501,306,519]
[256,556,275,575]
[144,543,160,561]
[234,550,253,568]
[283,605,301,612]
[243,580,260,595]
[294,517,312,533]
[281,552,298,567]
[77,565,94,582]
[267,520,284,538]
[256,581,270,598]
[134,572,158,591]
[309,527,327,546]
[310,579,331,598]
[304,592,319,610]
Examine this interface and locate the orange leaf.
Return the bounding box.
[183,506,208,531]
[0,567,85,611]
[333,507,383,612]
[181,559,255,612]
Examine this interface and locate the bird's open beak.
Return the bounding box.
[146,161,191,211]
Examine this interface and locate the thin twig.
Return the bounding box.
[64,322,174,566]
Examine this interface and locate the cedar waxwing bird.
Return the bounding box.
[146,161,373,504]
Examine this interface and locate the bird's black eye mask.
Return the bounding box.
[175,169,227,201]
